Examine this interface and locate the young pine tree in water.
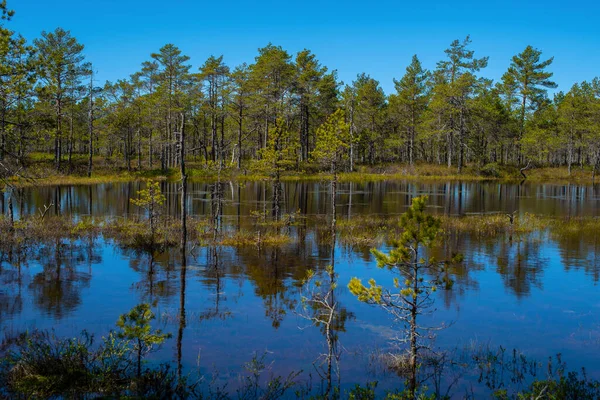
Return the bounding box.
[348,196,462,398]
[116,303,171,378]
[312,109,352,232]
[130,180,166,240]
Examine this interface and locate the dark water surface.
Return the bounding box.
[2,180,600,395]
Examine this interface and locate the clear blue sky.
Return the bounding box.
[8,0,600,94]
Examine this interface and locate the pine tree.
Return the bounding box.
[557,84,591,174]
[389,55,430,165]
[199,55,229,166]
[116,303,171,378]
[248,44,294,153]
[0,6,34,164]
[34,28,87,170]
[351,73,386,165]
[312,109,351,230]
[348,196,461,397]
[503,45,557,162]
[151,44,191,170]
[435,36,488,172]
[229,63,250,169]
[293,49,328,163]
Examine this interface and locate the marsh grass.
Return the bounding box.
[219,230,293,248]
[440,213,549,239]
[103,217,182,253]
[0,215,98,254]
[11,169,175,188]
[0,329,300,399]
[334,215,402,248]
[184,163,600,183]
[8,153,180,187]
[549,217,600,240]
[9,159,600,188]
[0,214,184,256]
[3,328,598,399]
[4,212,596,255]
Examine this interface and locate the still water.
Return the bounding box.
[1,180,600,395]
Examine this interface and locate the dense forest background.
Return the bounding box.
[2,1,600,179]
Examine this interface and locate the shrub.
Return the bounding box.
[479,163,501,178]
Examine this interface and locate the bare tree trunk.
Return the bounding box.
[331,166,337,233]
[68,111,73,171]
[149,129,153,168]
[446,131,452,168]
[56,96,62,171]
[1,105,6,161]
[409,247,419,397]
[567,126,574,176]
[273,171,281,221]
[349,101,355,172]
[7,189,14,231]
[520,160,532,180]
[237,104,243,169]
[137,126,142,170]
[87,70,93,177]
[177,111,188,378]
[409,124,414,166]
[179,113,186,179]
[458,107,465,174]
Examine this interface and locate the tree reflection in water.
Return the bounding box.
[3,180,600,394]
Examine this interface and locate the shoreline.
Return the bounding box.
[6,163,599,187]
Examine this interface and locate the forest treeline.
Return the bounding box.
[2,1,600,180]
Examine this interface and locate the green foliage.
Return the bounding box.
[236,352,300,399]
[348,195,462,397]
[1,3,600,178]
[33,27,89,170]
[512,371,600,399]
[130,179,166,238]
[346,381,437,400]
[349,195,449,303]
[0,328,302,399]
[254,118,298,176]
[0,329,139,398]
[388,55,430,164]
[2,330,96,396]
[479,162,501,177]
[312,108,352,173]
[347,381,378,399]
[116,303,171,377]
[131,180,166,210]
[504,45,557,117]
[116,303,169,345]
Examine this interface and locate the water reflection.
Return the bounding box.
[1,180,600,393]
[6,181,600,220]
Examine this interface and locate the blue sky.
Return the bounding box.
[8,0,600,94]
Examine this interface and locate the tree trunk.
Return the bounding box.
[409,248,419,397]
[87,71,94,177]
[56,97,62,171]
[0,105,6,161]
[68,111,73,171]
[7,189,14,231]
[237,104,243,169]
[458,107,465,174]
[349,101,355,172]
